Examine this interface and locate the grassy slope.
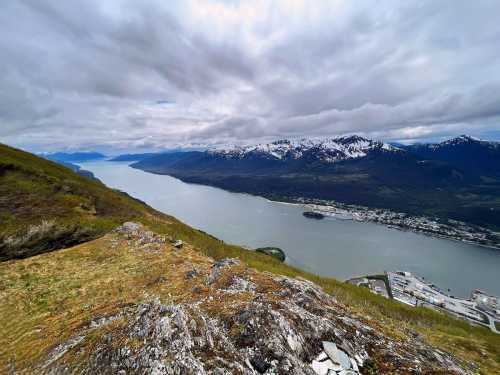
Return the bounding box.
[0,143,166,260]
[1,143,499,373]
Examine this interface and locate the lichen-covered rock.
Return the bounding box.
[206,258,241,285]
[35,225,470,374]
[42,271,469,374]
[118,222,142,233]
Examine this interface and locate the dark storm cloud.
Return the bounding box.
[1,0,500,151]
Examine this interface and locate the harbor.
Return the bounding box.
[348,271,500,334]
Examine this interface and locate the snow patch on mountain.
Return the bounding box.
[430,135,499,149]
[210,136,400,163]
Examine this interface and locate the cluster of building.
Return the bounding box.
[296,197,500,249]
[348,271,500,334]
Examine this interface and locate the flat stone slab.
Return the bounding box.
[311,352,342,374]
[322,341,352,370]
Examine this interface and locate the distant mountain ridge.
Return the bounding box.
[109,153,159,162]
[401,134,499,150]
[403,135,500,178]
[109,148,207,162]
[133,135,500,229]
[42,151,106,163]
[433,134,498,148]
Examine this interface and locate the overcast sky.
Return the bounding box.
[1,0,500,152]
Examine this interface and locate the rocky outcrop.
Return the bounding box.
[0,219,97,261]
[39,224,470,374]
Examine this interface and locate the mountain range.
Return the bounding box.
[109,152,159,162]
[132,135,500,230]
[42,151,107,163]
[210,135,399,163]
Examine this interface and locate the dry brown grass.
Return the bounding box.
[0,231,211,372]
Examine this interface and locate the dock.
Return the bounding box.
[348,271,500,334]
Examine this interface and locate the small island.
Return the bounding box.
[303,211,325,220]
[255,247,286,262]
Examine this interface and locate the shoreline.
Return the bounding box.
[125,165,500,251]
[270,197,500,251]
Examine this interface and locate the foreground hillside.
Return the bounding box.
[133,135,500,230]
[0,143,164,260]
[1,144,499,373]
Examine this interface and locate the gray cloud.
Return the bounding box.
[1,0,500,152]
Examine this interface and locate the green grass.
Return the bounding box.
[0,143,165,260]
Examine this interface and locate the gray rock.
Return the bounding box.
[322,342,339,364]
[207,258,240,285]
[322,341,351,370]
[311,352,342,374]
[186,269,199,279]
[249,355,270,373]
[227,276,256,293]
[41,274,470,375]
[349,358,359,372]
[338,370,358,375]
[337,349,352,370]
[42,336,85,369]
[120,222,142,232]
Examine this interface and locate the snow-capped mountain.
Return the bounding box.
[429,135,499,149]
[404,134,500,179]
[405,134,499,152]
[210,135,400,163]
[132,133,500,231]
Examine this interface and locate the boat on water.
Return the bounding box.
[303,211,324,220]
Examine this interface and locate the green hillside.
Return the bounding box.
[0,143,162,260]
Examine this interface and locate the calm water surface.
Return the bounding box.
[81,161,500,298]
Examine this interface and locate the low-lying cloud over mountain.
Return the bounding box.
[2,0,500,151]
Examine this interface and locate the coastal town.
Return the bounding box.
[296,197,500,249]
[348,271,500,334]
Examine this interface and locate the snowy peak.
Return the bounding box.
[431,135,498,149]
[438,135,479,147]
[455,134,479,142]
[210,136,400,163]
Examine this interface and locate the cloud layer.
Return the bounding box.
[1,0,500,151]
